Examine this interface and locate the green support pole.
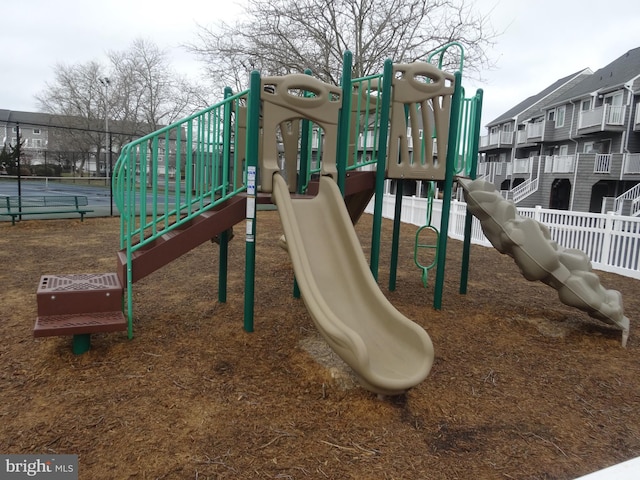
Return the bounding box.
[389,180,404,291]
[298,68,313,194]
[219,229,229,303]
[336,51,353,195]
[433,71,463,310]
[459,89,483,295]
[219,87,233,303]
[291,69,313,300]
[72,334,91,355]
[243,71,261,333]
[370,59,393,280]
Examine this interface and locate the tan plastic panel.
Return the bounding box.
[458,178,630,346]
[272,173,434,395]
[387,62,455,181]
[260,75,342,192]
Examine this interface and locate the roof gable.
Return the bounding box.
[487,69,589,126]
[561,47,640,100]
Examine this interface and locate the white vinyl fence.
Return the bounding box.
[365,194,640,280]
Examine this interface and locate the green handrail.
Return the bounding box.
[112,89,249,335]
[427,42,465,73]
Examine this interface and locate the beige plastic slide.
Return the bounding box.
[272,173,434,395]
[458,178,630,346]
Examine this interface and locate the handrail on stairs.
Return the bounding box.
[112,88,249,335]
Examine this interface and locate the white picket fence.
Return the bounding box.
[365,194,640,280]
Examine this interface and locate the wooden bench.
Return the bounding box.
[1,195,93,225]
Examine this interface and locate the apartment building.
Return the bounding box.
[479,47,640,215]
[1,109,180,176]
[0,110,51,167]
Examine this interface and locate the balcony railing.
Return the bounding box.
[513,158,532,174]
[500,130,514,145]
[543,154,576,174]
[623,153,640,174]
[527,122,544,139]
[593,153,612,173]
[482,130,514,148]
[514,125,543,144]
[635,103,640,128]
[579,105,625,129]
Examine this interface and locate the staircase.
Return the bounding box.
[510,177,539,203]
[35,273,127,354]
[34,196,247,351]
[33,174,374,354]
[115,196,246,285]
[613,183,640,216]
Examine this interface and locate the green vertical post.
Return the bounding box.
[370,59,393,280]
[389,103,411,291]
[293,70,313,299]
[219,229,230,303]
[336,51,353,195]
[219,87,233,303]
[433,71,463,310]
[243,71,261,333]
[459,89,483,294]
[72,334,91,355]
[389,179,403,291]
[298,69,313,194]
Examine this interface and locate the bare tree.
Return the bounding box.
[186,0,498,93]
[36,39,206,175]
[108,39,205,132]
[37,61,106,175]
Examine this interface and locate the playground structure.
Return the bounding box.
[33,46,629,395]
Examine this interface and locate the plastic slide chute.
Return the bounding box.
[272,173,434,395]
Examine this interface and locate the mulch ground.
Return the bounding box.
[1,211,639,479]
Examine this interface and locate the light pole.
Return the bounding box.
[99,77,113,216]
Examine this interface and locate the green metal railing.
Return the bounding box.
[113,89,249,336]
[346,73,386,173]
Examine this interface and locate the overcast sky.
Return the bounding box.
[2,0,640,131]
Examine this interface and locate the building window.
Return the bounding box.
[547,110,555,121]
[556,106,565,128]
[581,99,591,111]
[32,138,42,148]
[583,142,594,153]
[33,128,41,135]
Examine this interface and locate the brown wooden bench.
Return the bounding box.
[1,195,93,225]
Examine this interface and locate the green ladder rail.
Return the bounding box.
[414,181,440,287]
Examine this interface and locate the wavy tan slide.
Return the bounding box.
[458,178,630,346]
[272,173,434,396]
